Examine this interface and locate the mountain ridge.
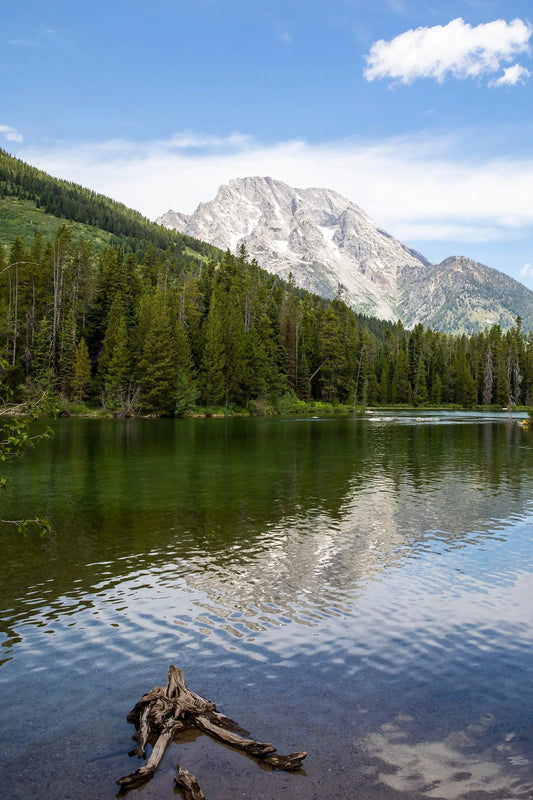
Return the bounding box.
[158,176,533,333]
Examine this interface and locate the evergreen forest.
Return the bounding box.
[1,227,532,415]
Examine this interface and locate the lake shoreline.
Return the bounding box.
[8,400,532,421]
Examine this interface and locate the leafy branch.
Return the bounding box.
[0,517,51,535]
[0,358,54,535]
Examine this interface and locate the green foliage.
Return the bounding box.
[71,338,92,402]
[0,358,53,535]
[98,294,132,410]
[274,390,310,414]
[3,230,533,415]
[175,373,200,417]
[136,290,179,413]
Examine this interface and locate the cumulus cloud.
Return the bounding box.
[0,124,23,143]
[521,263,533,278]
[364,17,532,85]
[489,63,531,87]
[17,131,533,253]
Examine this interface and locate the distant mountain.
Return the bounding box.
[158,176,533,333]
[397,255,533,333]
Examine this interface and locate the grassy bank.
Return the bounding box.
[43,394,533,419]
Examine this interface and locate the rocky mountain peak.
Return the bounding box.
[157,209,190,232]
[157,177,533,333]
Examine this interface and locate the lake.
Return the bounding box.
[1,412,533,800]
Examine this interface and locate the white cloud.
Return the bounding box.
[0,124,23,143]
[521,263,533,277]
[163,131,253,150]
[17,131,533,254]
[364,17,532,85]
[489,63,531,87]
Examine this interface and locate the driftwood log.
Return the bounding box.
[116,665,306,797]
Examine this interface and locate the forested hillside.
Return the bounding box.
[1,226,532,414]
[0,147,221,262]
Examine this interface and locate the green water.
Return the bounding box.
[1,413,533,799]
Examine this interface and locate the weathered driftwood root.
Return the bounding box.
[116,665,306,795]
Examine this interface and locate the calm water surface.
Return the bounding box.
[1,413,533,800]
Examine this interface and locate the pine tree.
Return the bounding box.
[391,348,411,403]
[105,316,131,410]
[412,358,428,406]
[297,296,319,400]
[319,306,345,402]
[70,239,95,330]
[99,294,131,410]
[59,306,77,397]
[200,252,246,407]
[173,266,204,368]
[430,373,443,404]
[200,298,226,406]
[453,351,476,407]
[51,225,73,370]
[507,317,525,406]
[174,319,199,416]
[71,338,92,402]
[136,290,178,413]
[378,357,390,404]
[140,243,157,285]
[482,342,493,405]
[7,236,27,367]
[31,316,55,392]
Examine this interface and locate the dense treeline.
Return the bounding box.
[1,227,532,415]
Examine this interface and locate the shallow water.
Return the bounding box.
[1,413,533,799]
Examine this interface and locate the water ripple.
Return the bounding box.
[2,417,533,798]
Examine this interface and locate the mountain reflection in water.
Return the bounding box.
[1,414,532,800]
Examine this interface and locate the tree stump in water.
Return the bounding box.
[116,665,306,797]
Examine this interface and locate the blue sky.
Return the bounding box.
[2,0,533,286]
